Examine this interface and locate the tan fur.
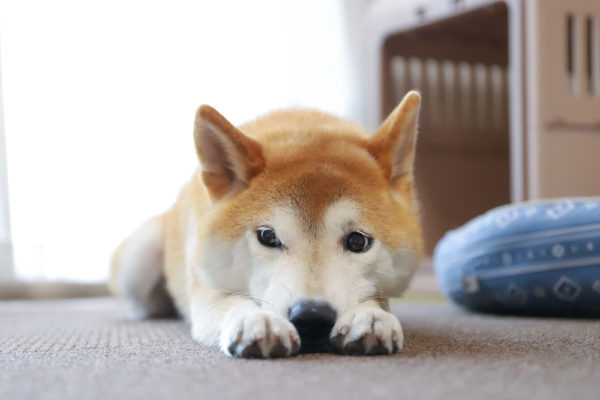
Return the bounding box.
[111,91,423,357]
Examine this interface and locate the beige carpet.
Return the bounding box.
[0,298,599,400]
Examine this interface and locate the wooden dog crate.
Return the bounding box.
[366,0,600,254]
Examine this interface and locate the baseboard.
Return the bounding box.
[0,282,110,300]
[0,241,14,281]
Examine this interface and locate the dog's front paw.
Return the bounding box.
[330,306,403,355]
[221,310,301,358]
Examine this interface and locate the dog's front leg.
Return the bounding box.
[329,300,403,355]
[190,290,300,358]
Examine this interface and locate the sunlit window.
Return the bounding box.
[0,0,356,281]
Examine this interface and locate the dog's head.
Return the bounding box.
[191,92,422,348]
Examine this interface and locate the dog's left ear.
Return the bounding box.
[367,91,421,183]
[193,105,265,201]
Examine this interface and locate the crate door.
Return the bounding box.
[527,0,600,198]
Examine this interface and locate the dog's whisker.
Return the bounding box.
[350,283,375,296]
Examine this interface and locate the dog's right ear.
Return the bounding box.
[193,105,265,202]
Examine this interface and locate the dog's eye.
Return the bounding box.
[257,227,282,249]
[346,231,372,253]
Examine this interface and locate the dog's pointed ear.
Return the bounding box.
[193,105,265,201]
[367,91,421,182]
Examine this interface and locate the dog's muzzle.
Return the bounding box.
[288,300,336,353]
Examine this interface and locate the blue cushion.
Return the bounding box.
[434,198,600,317]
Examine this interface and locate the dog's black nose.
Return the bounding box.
[288,300,336,353]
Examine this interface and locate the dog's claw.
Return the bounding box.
[227,342,238,356]
[290,333,301,355]
[371,340,390,355]
[330,333,344,350]
[343,339,366,355]
[240,341,263,358]
[269,342,288,358]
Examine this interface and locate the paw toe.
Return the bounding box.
[370,340,390,355]
[342,339,366,355]
[268,342,288,358]
[240,341,263,358]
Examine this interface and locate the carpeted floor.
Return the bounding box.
[0,298,599,400]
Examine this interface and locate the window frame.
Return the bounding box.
[0,41,15,282]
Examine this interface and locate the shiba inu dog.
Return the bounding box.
[110,91,423,358]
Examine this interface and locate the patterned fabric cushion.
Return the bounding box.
[434,198,600,317]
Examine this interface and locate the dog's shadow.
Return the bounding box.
[286,325,514,361]
[293,307,598,361]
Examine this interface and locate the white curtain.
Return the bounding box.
[0,0,364,281]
